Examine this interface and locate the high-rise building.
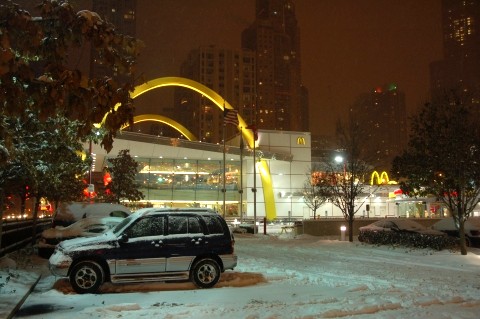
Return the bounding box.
[241,0,308,132]
[174,46,256,143]
[91,0,137,79]
[430,0,480,105]
[350,84,407,171]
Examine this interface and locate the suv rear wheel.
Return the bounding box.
[191,258,220,288]
[70,260,104,294]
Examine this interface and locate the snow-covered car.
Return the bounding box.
[358,218,448,248]
[431,217,480,247]
[37,216,125,258]
[52,202,131,227]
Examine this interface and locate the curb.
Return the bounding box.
[6,275,42,319]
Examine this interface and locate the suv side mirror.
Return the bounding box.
[119,233,129,243]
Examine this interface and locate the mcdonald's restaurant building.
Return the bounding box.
[91,130,476,221]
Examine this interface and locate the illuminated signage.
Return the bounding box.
[297,137,306,145]
[370,171,396,185]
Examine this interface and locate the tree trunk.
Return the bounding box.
[348,215,353,243]
[0,190,4,252]
[459,220,467,255]
[31,196,41,245]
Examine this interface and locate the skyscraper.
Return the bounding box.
[241,0,308,132]
[174,46,256,143]
[430,0,480,105]
[91,0,137,79]
[350,84,407,171]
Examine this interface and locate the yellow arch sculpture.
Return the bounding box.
[122,114,198,141]
[100,77,255,149]
[100,76,275,220]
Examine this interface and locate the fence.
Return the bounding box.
[0,219,51,257]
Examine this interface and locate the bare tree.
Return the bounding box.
[303,164,330,219]
[318,116,372,242]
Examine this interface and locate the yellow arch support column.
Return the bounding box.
[258,159,276,220]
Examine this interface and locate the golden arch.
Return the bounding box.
[122,114,198,141]
[99,77,275,219]
[370,171,390,185]
[297,137,306,145]
[100,77,255,149]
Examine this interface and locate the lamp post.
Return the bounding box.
[334,155,346,176]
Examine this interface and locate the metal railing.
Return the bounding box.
[0,219,51,257]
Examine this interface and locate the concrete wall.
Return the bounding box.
[295,218,442,237]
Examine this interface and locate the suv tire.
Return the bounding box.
[191,258,220,288]
[70,260,104,294]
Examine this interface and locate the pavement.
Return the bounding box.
[6,275,41,319]
[0,248,46,319]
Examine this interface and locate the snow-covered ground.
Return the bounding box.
[1,232,480,319]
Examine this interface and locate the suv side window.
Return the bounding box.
[202,215,224,234]
[127,216,165,238]
[168,216,203,234]
[188,216,203,234]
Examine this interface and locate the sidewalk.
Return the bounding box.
[1,249,47,319]
[0,269,41,318]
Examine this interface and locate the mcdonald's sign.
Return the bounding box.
[370,171,392,185]
[297,137,306,145]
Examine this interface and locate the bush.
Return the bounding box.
[358,230,457,250]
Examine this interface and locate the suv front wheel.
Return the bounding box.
[70,260,105,294]
[191,258,220,288]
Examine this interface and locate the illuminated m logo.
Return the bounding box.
[370,171,390,185]
[297,137,306,145]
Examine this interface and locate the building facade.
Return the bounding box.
[91,0,137,79]
[91,130,311,221]
[430,0,480,106]
[174,46,256,143]
[241,0,308,132]
[350,84,408,171]
[90,131,471,222]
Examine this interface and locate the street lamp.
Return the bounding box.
[334,154,346,176]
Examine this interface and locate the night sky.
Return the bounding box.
[133,0,443,137]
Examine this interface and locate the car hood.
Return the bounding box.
[58,231,117,251]
[42,227,86,239]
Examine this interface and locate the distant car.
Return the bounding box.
[38,217,125,258]
[431,217,480,247]
[49,208,237,294]
[358,218,446,243]
[52,202,131,228]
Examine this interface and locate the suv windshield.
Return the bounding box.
[112,215,134,234]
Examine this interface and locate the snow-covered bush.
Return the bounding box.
[359,230,457,250]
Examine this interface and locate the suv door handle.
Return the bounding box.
[191,238,202,245]
[151,240,163,247]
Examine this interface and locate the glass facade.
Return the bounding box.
[132,157,241,215]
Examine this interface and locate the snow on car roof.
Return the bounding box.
[432,217,480,231]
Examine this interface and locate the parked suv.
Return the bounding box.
[49,208,237,294]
